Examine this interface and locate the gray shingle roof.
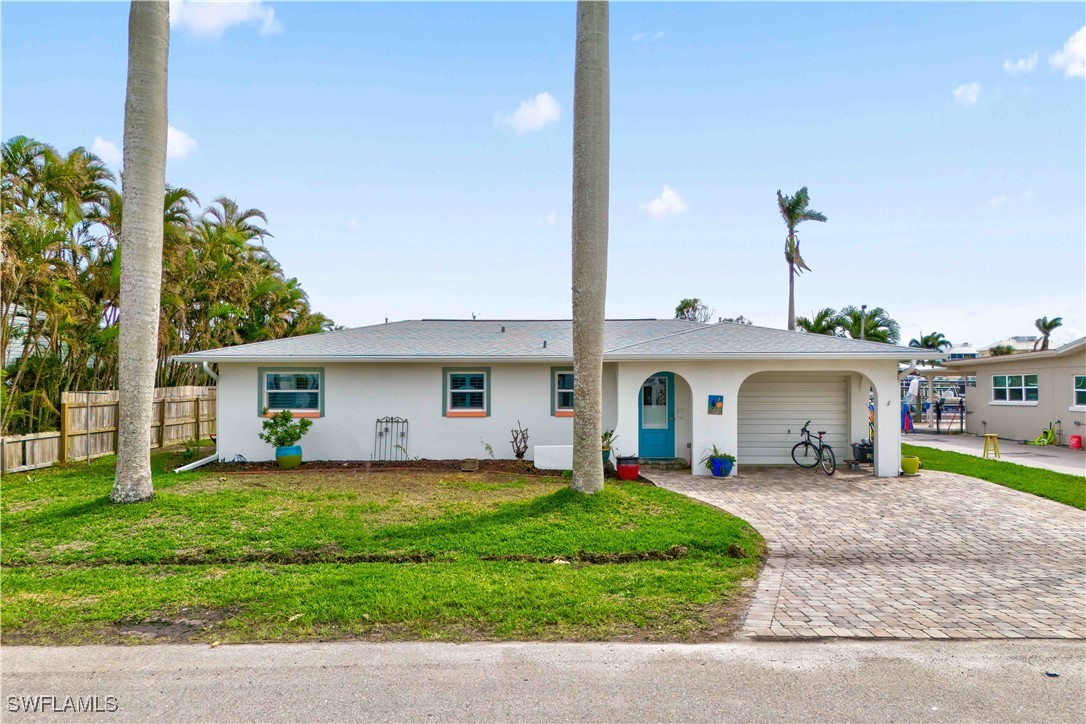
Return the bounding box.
[174,319,939,362]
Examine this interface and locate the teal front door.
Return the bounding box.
[638,373,674,458]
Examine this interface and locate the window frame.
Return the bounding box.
[1072,375,1086,412]
[551,366,574,417]
[257,367,324,418]
[990,372,1039,406]
[442,367,490,417]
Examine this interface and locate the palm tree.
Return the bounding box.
[909,331,952,351]
[795,307,841,336]
[570,0,609,495]
[2,132,337,432]
[838,305,901,344]
[987,344,1015,356]
[777,187,827,331]
[111,0,169,504]
[1033,316,1063,351]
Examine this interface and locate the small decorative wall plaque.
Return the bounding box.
[707,395,723,415]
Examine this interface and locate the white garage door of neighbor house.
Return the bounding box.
[738,373,849,465]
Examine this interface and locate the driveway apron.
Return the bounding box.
[645,467,1086,640]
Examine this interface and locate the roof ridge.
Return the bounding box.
[604,321,722,353]
[607,319,921,355]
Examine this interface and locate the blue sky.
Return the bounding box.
[4,1,1084,348]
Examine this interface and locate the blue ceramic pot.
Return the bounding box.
[710,457,733,477]
[276,445,302,469]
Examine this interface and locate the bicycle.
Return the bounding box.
[791,420,836,475]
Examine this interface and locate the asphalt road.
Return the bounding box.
[4,640,1084,723]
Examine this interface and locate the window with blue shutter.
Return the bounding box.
[259,369,323,415]
[444,369,490,415]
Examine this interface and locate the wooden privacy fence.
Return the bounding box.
[1,387,216,474]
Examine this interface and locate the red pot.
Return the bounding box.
[615,456,639,481]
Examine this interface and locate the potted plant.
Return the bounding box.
[700,445,736,477]
[615,453,639,481]
[259,409,313,469]
[601,429,617,465]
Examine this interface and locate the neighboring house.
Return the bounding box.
[944,343,978,361]
[978,336,1039,356]
[174,319,942,477]
[2,307,47,367]
[944,337,1086,443]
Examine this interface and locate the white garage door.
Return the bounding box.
[738,372,849,465]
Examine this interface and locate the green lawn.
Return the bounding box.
[902,444,1085,510]
[2,448,763,644]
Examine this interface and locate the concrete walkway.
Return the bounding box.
[3,640,1084,723]
[905,432,1086,476]
[646,467,1086,640]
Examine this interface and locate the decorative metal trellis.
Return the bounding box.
[373,417,409,461]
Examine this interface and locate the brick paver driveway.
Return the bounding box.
[646,467,1086,640]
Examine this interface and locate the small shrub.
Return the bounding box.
[258,409,313,449]
[510,421,529,460]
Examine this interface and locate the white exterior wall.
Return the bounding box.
[612,359,901,477]
[216,362,577,462]
[214,357,903,477]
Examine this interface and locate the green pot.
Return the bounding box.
[602,449,611,464]
[901,456,921,475]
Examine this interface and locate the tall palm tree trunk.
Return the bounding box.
[111,0,169,504]
[787,258,796,331]
[570,0,609,494]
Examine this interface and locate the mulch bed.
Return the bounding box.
[202,458,651,483]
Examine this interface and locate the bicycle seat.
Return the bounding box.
[817,431,827,436]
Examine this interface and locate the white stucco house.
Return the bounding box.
[175,319,942,477]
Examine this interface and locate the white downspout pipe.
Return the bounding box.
[174,452,217,474]
[172,361,219,472]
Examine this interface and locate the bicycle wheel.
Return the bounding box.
[791,441,819,468]
[819,445,836,475]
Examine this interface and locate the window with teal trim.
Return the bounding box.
[449,372,486,410]
[265,371,321,411]
[555,371,574,411]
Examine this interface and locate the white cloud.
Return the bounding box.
[1002,53,1038,76]
[643,186,688,220]
[632,31,665,42]
[89,129,196,165]
[952,82,981,107]
[537,211,557,228]
[345,218,362,233]
[986,189,1034,209]
[167,126,198,160]
[1049,26,1086,78]
[170,0,282,39]
[91,137,121,167]
[496,92,561,134]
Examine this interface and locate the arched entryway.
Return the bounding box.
[637,371,693,463]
